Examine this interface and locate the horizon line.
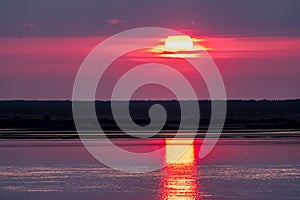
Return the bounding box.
[0,98,299,102]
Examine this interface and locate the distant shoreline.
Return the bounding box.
[0,100,299,138]
[1,129,300,139]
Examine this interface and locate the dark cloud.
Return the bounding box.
[0,0,299,37]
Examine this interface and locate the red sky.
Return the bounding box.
[0,35,299,100]
[1,1,300,100]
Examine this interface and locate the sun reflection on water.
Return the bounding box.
[160,139,201,200]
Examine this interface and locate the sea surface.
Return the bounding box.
[0,135,299,200]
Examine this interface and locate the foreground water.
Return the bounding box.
[0,137,299,200]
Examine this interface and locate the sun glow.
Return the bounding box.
[148,35,209,58]
[165,35,193,52]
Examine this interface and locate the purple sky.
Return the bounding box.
[0,0,299,100]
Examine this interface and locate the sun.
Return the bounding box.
[148,35,205,58]
[164,35,193,52]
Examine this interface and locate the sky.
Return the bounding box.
[0,0,300,100]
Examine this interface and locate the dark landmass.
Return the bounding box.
[0,100,299,139]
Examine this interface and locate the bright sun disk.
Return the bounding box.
[165,35,193,51]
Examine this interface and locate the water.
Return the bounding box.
[0,137,299,200]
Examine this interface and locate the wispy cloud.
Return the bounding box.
[21,23,35,29]
[107,19,126,25]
